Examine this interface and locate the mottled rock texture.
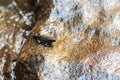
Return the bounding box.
[0,0,120,80]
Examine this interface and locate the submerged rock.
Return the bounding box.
[0,0,120,80]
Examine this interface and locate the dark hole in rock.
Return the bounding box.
[12,59,17,62]
[33,36,56,47]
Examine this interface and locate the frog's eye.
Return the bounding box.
[33,36,56,47]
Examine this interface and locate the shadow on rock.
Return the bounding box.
[14,54,44,80]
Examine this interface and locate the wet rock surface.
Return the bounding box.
[0,0,120,80]
[14,54,44,80]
